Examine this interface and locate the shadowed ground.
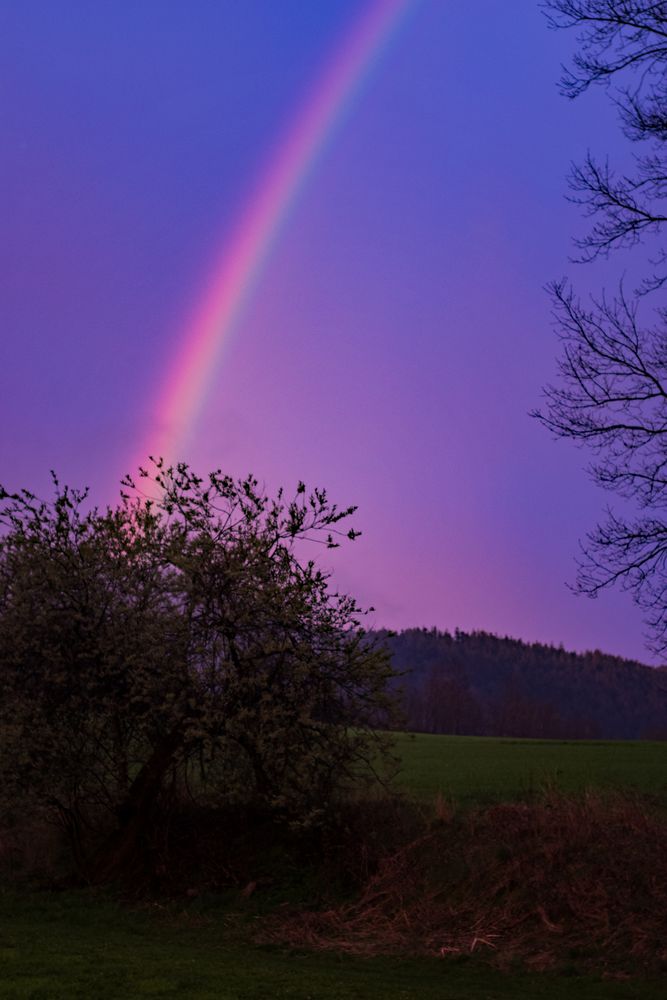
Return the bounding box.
[0,890,664,1000]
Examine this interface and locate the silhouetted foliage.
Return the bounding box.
[379,627,667,739]
[535,2,667,654]
[0,462,397,884]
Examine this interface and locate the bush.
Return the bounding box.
[0,462,398,885]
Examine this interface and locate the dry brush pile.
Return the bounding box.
[263,792,667,975]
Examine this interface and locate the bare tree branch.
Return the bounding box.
[539,4,667,653]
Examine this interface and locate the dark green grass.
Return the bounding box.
[0,890,663,1000]
[3,734,667,998]
[394,733,667,803]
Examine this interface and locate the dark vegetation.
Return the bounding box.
[382,627,667,739]
[266,791,667,976]
[535,1,667,655]
[0,462,397,887]
[3,782,667,983]
[2,742,667,982]
[1,466,666,986]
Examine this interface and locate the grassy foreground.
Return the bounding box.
[2,734,666,998]
[0,890,664,1000]
[394,733,667,803]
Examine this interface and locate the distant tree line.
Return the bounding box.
[378,628,667,740]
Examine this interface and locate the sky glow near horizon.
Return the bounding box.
[0,1,653,662]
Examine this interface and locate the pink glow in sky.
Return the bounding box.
[0,1,653,662]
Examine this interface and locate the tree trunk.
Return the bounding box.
[87,729,182,885]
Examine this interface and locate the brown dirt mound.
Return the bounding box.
[262,793,667,974]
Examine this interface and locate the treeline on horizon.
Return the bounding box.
[374,628,667,741]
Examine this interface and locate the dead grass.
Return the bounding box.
[262,791,667,975]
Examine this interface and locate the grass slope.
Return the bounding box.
[394,733,667,803]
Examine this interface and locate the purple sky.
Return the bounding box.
[1,1,653,662]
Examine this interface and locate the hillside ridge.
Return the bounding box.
[373,628,667,740]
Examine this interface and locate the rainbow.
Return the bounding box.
[139,0,415,468]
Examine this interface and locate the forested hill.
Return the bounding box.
[374,628,667,741]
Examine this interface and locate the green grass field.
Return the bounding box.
[0,890,664,1000]
[394,733,667,803]
[2,733,666,999]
